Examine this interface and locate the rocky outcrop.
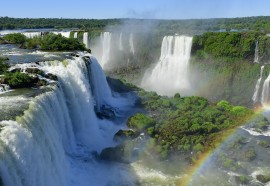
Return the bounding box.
[100,143,139,164]
[106,77,134,93]
[96,105,116,119]
[44,73,58,81]
[256,174,270,184]
[113,129,139,142]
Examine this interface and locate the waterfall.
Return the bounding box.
[129,33,135,55]
[52,31,71,38]
[254,41,259,63]
[252,66,265,103]
[261,72,270,106]
[22,32,42,38]
[0,55,119,186]
[58,31,70,38]
[74,32,78,38]
[119,32,123,51]
[83,32,89,48]
[100,32,112,68]
[87,56,113,111]
[141,35,193,96]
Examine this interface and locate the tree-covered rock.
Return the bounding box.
[3,33,26,44]
[123,88,260,161]
[127,113,155,131]
[3,72,36,88]
[256,174,270,183]
[114,129,139,142]
[191,31,268,62]
[39,33,86,51]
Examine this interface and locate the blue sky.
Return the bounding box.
[1,0,270,19]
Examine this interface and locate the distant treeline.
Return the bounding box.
[0,17,120,31]
[1,16,270,34]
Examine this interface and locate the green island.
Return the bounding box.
[2,33,87,51]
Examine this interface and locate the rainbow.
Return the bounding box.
[179,106,269,186]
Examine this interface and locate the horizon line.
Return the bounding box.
[1,15,270,21]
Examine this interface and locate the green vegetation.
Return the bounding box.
[235,175,249,185]
[0,57,9,74]
[258,140,269,148]
[220,154,239,171]
[2,33,86,51]
[39,33,86,51]
[191,32,265,62]
[4,72,34,88]
[1,16,270,34]
[256,174,270,183]
[3,33,26,44]
[124,88,258,162]
[127,113,155,130]
[244,148,256,161]
[24,36,41,49]
[190,57,270,106]
[0,17,120,31]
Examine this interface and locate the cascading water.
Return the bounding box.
[141,35,193,96]
[119,32,123,51]
[254,41,259,63]
[261,72,270,106]
[129,33,135,55]
[74,32,78,38]
[83,32,89,48]
[52,31,71,38]
[100,32,112,68]
[252,65,265,103]
[87,56,113,111]
[0,84,10,93]
[22,32,42,38]
[0,54,137,186]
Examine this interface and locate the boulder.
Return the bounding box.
[44,73,58,81]
[36,79,48,86]
[256,174,270,183]
[96,105,116,119]
[100,143,139,164]
[106,77,133,93]
[25,68,45,76]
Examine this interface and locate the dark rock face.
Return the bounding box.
[114,129,139,142]
[25,68,45,76]
[10,68,21,73]
[106,77,133,93]
[44,73,58,81]
[96,105,116,119]
[36,79,48,86]
[256,174,270,183]
[100,144,139,164]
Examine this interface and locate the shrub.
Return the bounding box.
[217,100,233,111]
[0,57,9,74]
[127,113,155,130]
[4,72,34,88]
[230,106,251,117]
[40,33,86,51]
[3,33,26,44]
